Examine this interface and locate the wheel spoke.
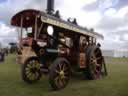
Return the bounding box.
[28,60,39,69]
[64,69,68,73]
[35,72,39,78]
[91,68,98,78]
[55,76,60,87]
[31,64,34,68]
[29,61,33,64]
[95,69,101,78]
[95,69,101,75]
[96,63,101,67]
[91,70,97,79]
[91,60,95,64]
[63,75,69,81]
[27,64,32,68]
[25,67,30,71]
[94,73,98,79]
[34,63,37,68]
[55,70,60,74]
[26,70,31,75]
[31,74,35,80]
[58,78,63,87]
[64,71,69,76]
[36,62,40,68]
[91,55,96,64]
[95,49,100,56]
[32,63,36,68]
[32,60,35,64]
[58,63,62,70]
[90,62,96,71]
[95,69,99,74]
[33,73,37,79]
[32,73,37,80]
[62,64,65,71]
[35,64,40,69]
[91,68,95,74]
[27,72,32,79]
[55,76,59,82]
[61,79,66,86]
[96,57,102,61]
[30,74,34,80]
[54,73,67,88]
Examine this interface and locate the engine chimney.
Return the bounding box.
[47,0,54,15]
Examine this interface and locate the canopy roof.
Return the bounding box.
[11,9,104,39]
[11,9,40,28]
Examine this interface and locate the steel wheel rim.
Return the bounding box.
[54,63,70,88]
[90,48,102,79]
[25,60,40,80]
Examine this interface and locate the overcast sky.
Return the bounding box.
[0,0,128,50]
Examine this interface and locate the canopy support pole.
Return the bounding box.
[34,16,38,40]
[20,17,23,47]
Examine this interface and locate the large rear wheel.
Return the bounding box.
[49,58,71,90]
[22,57,42,83]
[85,46,103,80]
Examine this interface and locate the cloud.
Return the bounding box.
[0,23,17,38]
[123,34,128,41]
[114,0,128,10]
[0,0,7,3]
[0,0,47,24]
[0,0,128,50]
[0,0,47,46]
[97,3,128,31]
[83,0,119,12]
[55,0,101,27]
[0,23,18,47]
[95,5,128,50]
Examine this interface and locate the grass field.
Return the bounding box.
[0,54,128,96]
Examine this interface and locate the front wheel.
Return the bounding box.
[22,57,42,83]
[49,58,71,90]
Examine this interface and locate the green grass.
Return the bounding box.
[0,55,128,96]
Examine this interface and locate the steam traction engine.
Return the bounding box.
[11,0,107,90]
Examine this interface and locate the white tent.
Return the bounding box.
[114,49,128,57]
[102,49,128,57]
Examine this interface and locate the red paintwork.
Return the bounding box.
[20,37,33,46]
[11,9,40,28]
